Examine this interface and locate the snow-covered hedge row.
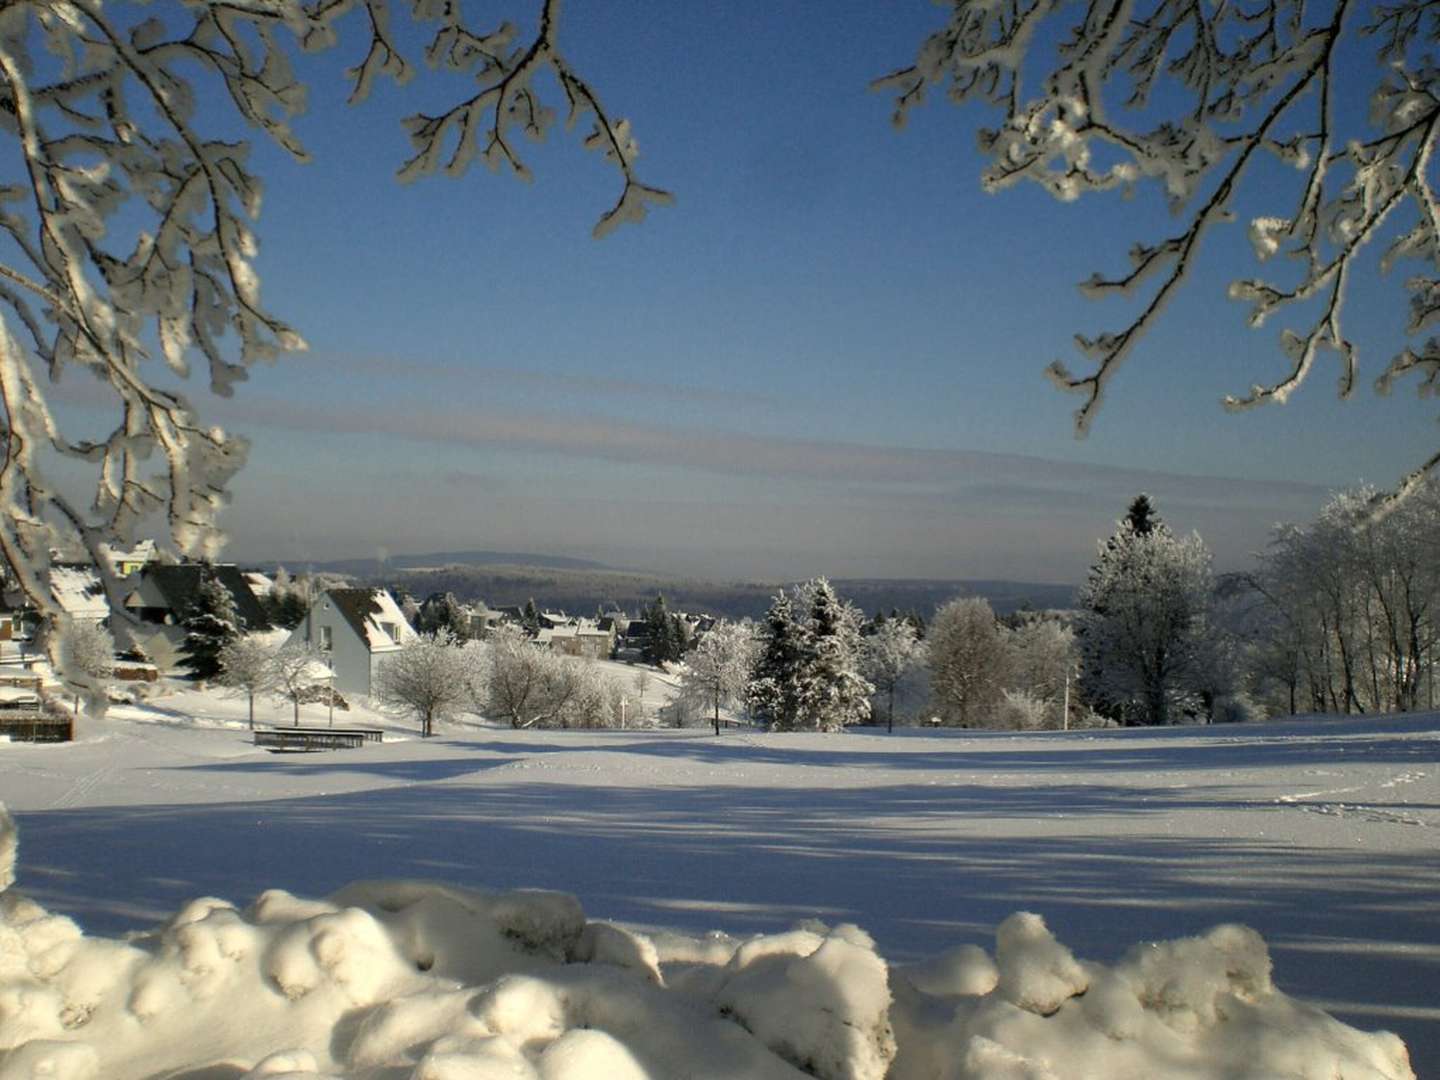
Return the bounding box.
[0,805,1414,1080]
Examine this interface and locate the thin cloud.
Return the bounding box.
[219,393,1329,506]
[305,352,776,408]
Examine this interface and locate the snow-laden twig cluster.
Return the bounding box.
[0,0,668,632]
[878,0,1440,493]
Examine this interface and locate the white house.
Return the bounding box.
[287,588,416,697]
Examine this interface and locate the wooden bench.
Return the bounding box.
[254,727,366,751]
[0,712,73,743]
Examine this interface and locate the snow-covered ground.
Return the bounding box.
[1,687,1435,1078]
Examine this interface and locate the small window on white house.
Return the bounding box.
[380,621,400,644]
[319,625,332,651]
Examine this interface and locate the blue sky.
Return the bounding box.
[128,1,1437,582]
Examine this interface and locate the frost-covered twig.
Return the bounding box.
[0,0,668,631]
[883,0,1440,495]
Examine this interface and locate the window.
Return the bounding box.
[318,625,332,651]
[380,621,401,643]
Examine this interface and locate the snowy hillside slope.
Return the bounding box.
[1,700,1435,1077]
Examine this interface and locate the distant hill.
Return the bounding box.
[278,551,1075,620]
[300,549,617,576]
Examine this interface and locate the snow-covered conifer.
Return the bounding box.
[1079,506,1214,725]
[747,592,804,730]
[793,579,873,731]
[179,571,244,681]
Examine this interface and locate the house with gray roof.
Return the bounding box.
[286,588,416,697]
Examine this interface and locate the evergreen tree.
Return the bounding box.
[1079,500,1214,725]
[747,592,804,729]
[669,613,691,660]
[643,594,674,665]
[1125,493,1159,536]
[794,578,873,730]
[180,569,244,680]
[522,598,541,636]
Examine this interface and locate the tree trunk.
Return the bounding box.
[887,682,895,733]
[248,692,255,730]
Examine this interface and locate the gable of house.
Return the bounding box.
[131,564,271,631]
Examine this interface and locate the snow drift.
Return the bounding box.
[0,804,1414,1080]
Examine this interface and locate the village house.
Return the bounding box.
[287,588,416,697]
[116,563,270,664]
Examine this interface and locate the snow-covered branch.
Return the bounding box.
[883,0,1440,491]
[0,0,669,626]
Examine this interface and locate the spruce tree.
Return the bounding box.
[643,594,673,665]
[794,578,873,730]
[522,598,541,636]
[180,569,243,680]
[747,592,803,729]
[1079,498,1213,725]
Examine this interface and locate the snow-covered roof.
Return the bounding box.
[99,539,156,568]
[49,565,109,621]
[324,589,416,653]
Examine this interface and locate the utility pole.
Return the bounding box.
[1062,664,1071,731]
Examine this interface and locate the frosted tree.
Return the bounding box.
[928,596,1014,727]
[793,578,874,731]
[0,1,669,635]
[179,569,242,680]
[1007,615,1078,727]
[880,0,1440,501]
[57,619,113,720]
[682,620,758,736]
[862,616,926,732]
[270,641,323,727]
[373,629,471,737]
[1254,481,1440,712]
[481,623,618,729]
[217,635,277,730]
[1079,509,1215,725]
[747,591,804,730]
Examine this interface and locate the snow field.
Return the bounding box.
[1,694,1436,1077]
[0,806,1415,1079]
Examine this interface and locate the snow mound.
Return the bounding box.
[0,823,1416,1080]
[889,913,1414,1080]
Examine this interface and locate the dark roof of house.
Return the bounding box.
[326,588,386,646]
[142,564,271,631]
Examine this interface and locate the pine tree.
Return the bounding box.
[1079,500,1213,725]
[643,594,673,665]
[794,578,873,730]
[522,598,541,636]
[1125,493,1159,536]
[747,592,804,729]
[180,569,244,680]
